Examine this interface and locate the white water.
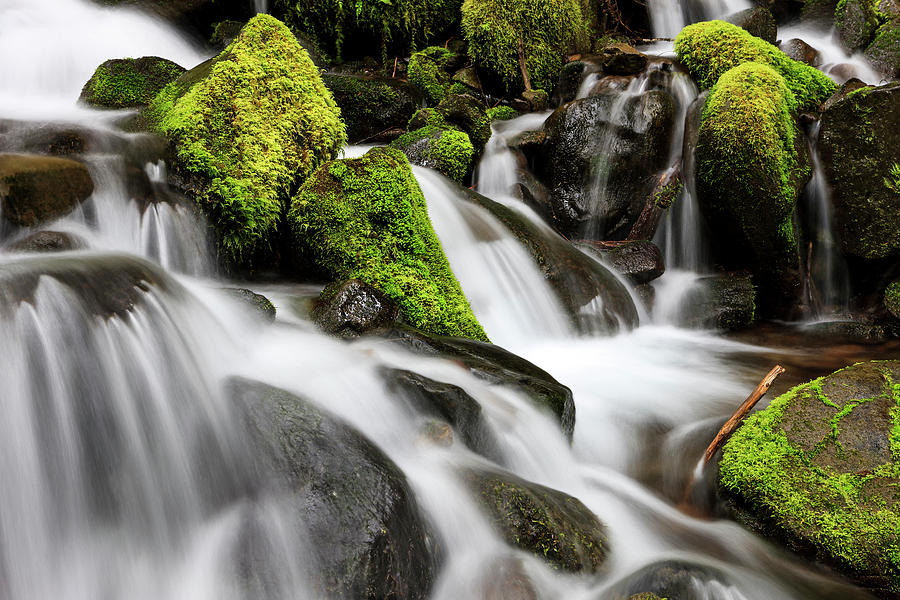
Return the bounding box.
[779,23,884,85]
[647,0,751,38]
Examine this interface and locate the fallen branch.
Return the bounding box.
[703,364,786,463]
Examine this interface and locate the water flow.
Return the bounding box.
[646,0,751,38]
[779,23,883,85]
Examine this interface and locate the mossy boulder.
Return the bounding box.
[270,0,462,60]
[288,147,487,341]
[408,46,458,105]
[695,63,809,316]
[718,361,900,597]
[865,22,900,77]
[146,15,345,267]
[818,82,900,260]
[429,95,518,156]
[461,0,589,93]
[322,74,421,143]
[80,57,185,109]
[390,126,475,183]
[835,0,883,49]
[674,20,837,111]
[231,377,438,600]
[463,468,609,572]
[0,153,94,227]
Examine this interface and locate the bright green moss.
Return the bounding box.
[146,15,346,266]
[408,46,455,105]
[391,126,475,183]
[80,57,184,109]
[271,0,462,60]
[675,20,837,111]
[289,147,487,341]
[720,361,900,592]
[461,0,589,93]
[408,108,447,130]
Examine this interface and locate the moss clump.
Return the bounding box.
[720,361,900,594]
[289,147,487,341]
[865,22,900,77]
[675,20,837,111]
[271,0,462,60]
[390,126,475,183]
[885,280,900,319]
[461,0,588,92]
[835,0,888,49]
[146,15,345,266]
[408,46,456,105]
[80,57,184,109]
[408,108,447,130]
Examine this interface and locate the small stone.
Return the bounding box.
[600,43,648,75]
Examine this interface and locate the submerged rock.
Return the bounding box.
[80,57,185,109]
[223,288,276,322]
[0,153,94,227]
[289,147,487,341]
[322,74,421,143]
[463,468,609,572]
[311,279,400,338]
[478,556,539,600]
[719,361,900,597]
[7,231,85,253]
[603,560,733,599]
[231,378,438,600]
[681,272,757,331]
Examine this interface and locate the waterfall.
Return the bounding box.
[254,0,269,14]
[646,0,752,38]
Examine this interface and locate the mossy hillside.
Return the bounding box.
[719,361,900,594]
[289,147,487,341]
[146,15,345,266]
[695,63,806,310]
[390,125,475,182]
[408,46,456,105]
[674,20,837,111]
[271,0,462,60]
[461,0,589,93]
[80,57,184,109]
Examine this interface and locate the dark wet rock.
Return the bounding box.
[780,38,821,66]
[820,77,869,112]
[578,240,665,285]
[553,60,589,106]
[463,468,609,573]
[224,288,276,322]
[479,556,539,600]
[603,560,732,599]
[865,22,900,78]
[600,43,648,75]
[0,153,94,227]
[7,231,85,253]
[374,324,576,440]
[230,378,438,600]
[383,369,504,462]
[626,166,682,241]
[718,361,900,597]
[680,272,757,331]
[508,129,547,155]
[209,20,244,49]
[322,74,421,143]
[626,594,666,600]
[521,89,550,112]
[536,89,675,241]
[726,7,778,43]
[80,57,185,109]
[452,66,482,92]
[835,0,881,50]
[819,82,900,260]
[799,320,888,344]
[311,279,400,338]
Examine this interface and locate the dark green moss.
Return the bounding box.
[865,22,900,76]
[674,20,837,111]
[80,57,184,109]
[461,0,589,92]
[885,280,900,319]
[146,15,345,266]
[835,0,888,49]
[408,46,456,105]
[321,74,420,143]
[288,147,487,341]
[390,125,475,183]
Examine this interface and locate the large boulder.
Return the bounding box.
[463,468,609,572]
[680,272,757,330]
[719,361,900,597]
[675,20,837,111]
[865,22,900,80]
[695,63,809,316]
[288,147,487,341]
[145,15,345,268]
[230,378,438,600]
[818,82,900,260]
[835,0,883,50]
[602,561,733,600]
[0,153,94,227]
[80,57,185,109]
[322,74,421,143]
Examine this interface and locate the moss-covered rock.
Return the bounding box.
[835,0,884,49]
[695,63,808,316]
[865,21,900,77]
[719,361,900,597]
[209,20,244,49]
[887,281,900,319]
[270,0,462,60]
[818,82,900,260]
[461,0,589,93]
[674,20,837,111]
[322,74,421,143]
[0,153,94,227]
[288,147,487,341]
[80,57,184,109]
[146,15,345,267]
[390,126,475,182]
[408,46,457,105]
[463,468,609,573]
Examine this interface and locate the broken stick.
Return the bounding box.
[703,364,786,463]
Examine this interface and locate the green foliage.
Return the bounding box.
[146,15,346,266]
[271,0,462,60]
[80,57,184,109]
[885,280,900,319]
[886,163,900,195]
[675,20,837,111]
[461,0,589,92]
[408,46,455,104]
[390,126,475,182]
[289,147,487,341]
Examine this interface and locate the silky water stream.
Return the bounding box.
[0,1,898,599]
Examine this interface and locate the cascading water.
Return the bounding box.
[646,0,751,38]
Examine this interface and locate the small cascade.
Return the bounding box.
[779,23,883,85]
[476,112,551,201]
[646,0,751,38]
[254,0,269,14]
[801,122,851,319]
